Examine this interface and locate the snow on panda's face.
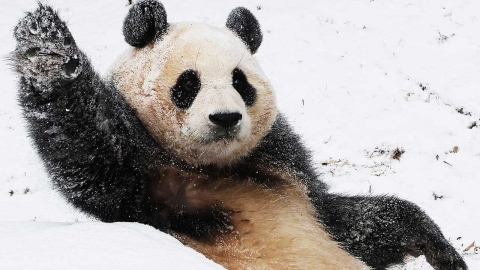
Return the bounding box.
[113,23,277,166]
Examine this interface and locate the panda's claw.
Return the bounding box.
[12,3,83,83]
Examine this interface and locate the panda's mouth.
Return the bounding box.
[203,125,241,144]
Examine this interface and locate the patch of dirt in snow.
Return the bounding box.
[319,145,403,177]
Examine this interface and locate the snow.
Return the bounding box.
[0,0,478,269]
[0,222,223,269]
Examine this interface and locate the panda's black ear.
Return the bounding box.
[123,0,168,48]
[226,7,262,54]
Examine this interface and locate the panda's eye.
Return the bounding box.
[171,69,201,109]
[183,80,194,91]
[232,68,256,106]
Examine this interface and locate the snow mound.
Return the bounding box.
[0,222,224,270]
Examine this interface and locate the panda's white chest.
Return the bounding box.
[164,167,369,270]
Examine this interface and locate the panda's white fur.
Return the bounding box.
[173,166,369,269]
[110,22,277,167]
[109,22,368,270]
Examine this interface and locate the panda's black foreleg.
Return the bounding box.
[11,4,160,224]
[317,194,468,270]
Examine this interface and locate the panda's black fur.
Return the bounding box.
[11,2,467,270]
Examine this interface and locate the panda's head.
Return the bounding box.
[112,0,277,167]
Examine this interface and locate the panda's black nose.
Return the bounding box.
[209,112,242,128]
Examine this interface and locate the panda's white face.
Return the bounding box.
[112,23,277,166]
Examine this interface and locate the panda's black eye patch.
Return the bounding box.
[171,69,201,109]
[232,68,256,106]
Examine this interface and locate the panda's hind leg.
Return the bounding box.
[317,194,467,270]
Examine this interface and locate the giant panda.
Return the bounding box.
[11,1,467,269]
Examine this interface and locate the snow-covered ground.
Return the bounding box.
[1,0,478,269]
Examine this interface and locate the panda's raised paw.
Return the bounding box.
[12,3,83,83]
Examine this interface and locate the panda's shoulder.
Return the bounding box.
[248,113,321,185]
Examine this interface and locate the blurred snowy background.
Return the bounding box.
[0,0,478,269]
